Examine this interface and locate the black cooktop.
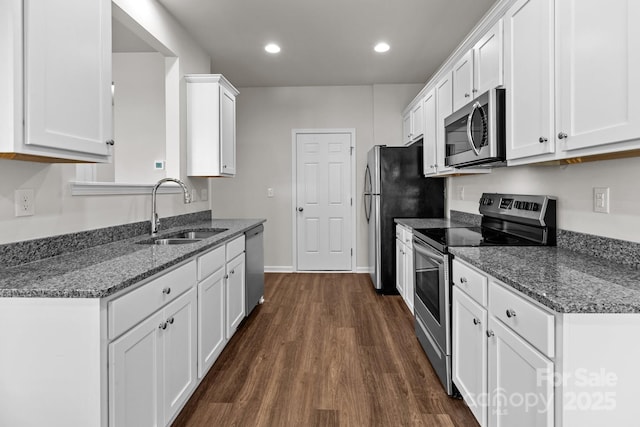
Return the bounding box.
[413,226,544,252]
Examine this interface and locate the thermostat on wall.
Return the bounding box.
[154,160,165,170]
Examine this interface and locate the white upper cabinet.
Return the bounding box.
[505,0,555,160]
[423,89,438,176]
[453,20,504,113]
[474,20,504,97]
[556,0,640,153]
[402,98,425,145]
[452,51,475,112]
[0,0,113,162]
[435,73,455,175]
[185,74,239,177]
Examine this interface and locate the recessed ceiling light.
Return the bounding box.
[374,42,390,53]
[265,43,281,54]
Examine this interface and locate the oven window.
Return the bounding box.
[415,251,441,323]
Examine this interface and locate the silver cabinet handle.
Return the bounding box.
[162,287,171,295]
[105,140,115,146]
[472,88,478,93]
[558,132,568,139]
[223,164,227,169]
[460,277,467,284]
[464,93,470,98]
[486,330,494,338]
[473,318,480,325]
[167,317,174,325]
[539,137,548,143]
[231,269,235,275]
[506,309,517,318]
[159,321,168,330]
[298,207,304,212]
[224,274,229,280]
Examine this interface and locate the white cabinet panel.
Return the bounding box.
[487,317,554,427]
[474,20,504,96]
[423,89,438,176]
[435,72,454,174]
[452,50,474,112]
[505,0,555,160]
[162,289,197,424]
[198,267,227,378]
[186,74,239,177]
[452,287,487,427]
[556,0,640,152]
[109,311,163,427]
[226,253,246,339]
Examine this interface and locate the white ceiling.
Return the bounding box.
[152,0,497,88]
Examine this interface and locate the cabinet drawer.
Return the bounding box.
[226,235,245,261]
[108,261,197,340]
[197,245,225,281]
[452,259,488,306]
[489,281,555,357]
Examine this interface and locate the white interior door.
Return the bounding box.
[295,132,353,271]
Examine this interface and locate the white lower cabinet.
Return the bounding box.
[452,286,488,426]
[226,252,246,339]
[487,316,554,427]
[197,267,227,378]
[395,225,414,313]
[452,258,554,427]
[395,237,406,298]
[109,287,197,427]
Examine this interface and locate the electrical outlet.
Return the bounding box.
[200,189,208,201]
[593,187,610,213]
[267,187,274,198]
[190,189,197,203]
[15,189,35,217]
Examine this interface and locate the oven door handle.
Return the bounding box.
[413,239,445,265]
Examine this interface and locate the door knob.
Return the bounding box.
[298,207,304,212]
[558,132,568,140]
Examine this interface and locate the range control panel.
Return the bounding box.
[478,193,557,226]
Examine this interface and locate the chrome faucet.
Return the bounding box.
[151,178,191,235]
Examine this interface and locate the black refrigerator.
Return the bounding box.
[364,142,444,294]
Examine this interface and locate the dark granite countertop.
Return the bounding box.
[394,218,474,229]
[450,246,640,314]
[0,219,265,298]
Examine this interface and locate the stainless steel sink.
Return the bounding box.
[153,238,203,245]
[137,228,228,245]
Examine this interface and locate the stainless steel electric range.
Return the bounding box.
[411,193,557,396]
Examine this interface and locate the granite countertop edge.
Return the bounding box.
[0,219,265,299]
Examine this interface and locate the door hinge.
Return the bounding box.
[350,146,354,155]
[351,248,353,256]
[350,197,353,206]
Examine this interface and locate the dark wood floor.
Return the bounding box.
[173,273,479,427]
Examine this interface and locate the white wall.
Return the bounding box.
[447,157,640,243]
[0,0,211,245]
[210,84,423,270]
[112,52,166,184]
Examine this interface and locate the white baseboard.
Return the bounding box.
[265,266,371,274]
[264,266,294,273]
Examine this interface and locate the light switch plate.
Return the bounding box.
[593,187,610,213]
[267,188,274,198]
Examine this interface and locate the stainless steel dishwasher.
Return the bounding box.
[245,224,264,316]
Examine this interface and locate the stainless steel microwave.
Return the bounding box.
[444,88,506,168]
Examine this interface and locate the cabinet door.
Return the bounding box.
[109,311,164,427]
[163,288,198,424]
[226,253,246,339]
[198,267,227,378]
[402,111,412,144]
[435,72,455,174]
[505,0,555,161]
[395,239,405,297]
[452,50,474,112]
[423,89,438,176]
[411,100,424,141]
[452,287,487,427]
[474,19,504,96]
[487,317,554,427]
[24,0,112,158]
[404,244,414,314]
[219,85,236,175]
[556,0,640,152]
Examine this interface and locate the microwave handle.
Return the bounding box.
[466,101,483,156]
